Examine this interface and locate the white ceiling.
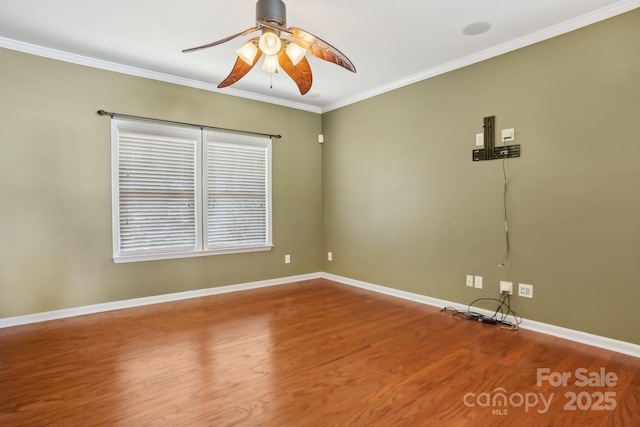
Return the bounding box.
[1,0,638,113]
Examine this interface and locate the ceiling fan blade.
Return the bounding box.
[218,43,263,88]
[257,18,292,35]
[290,27,356,73]
[183,27,259,53]
[278,47,312,95]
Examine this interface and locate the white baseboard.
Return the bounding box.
[0,273,321,329]
[2,271,638,359]
[321,273,640,359]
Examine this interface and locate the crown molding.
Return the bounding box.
[1,0,638,114]
[321,0,640,113]
[0,37,322,114]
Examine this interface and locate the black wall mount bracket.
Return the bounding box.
[472,116,521,162]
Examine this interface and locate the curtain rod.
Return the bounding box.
[97,110,282,139]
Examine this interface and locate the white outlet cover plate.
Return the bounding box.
[501,128,515,141]
[474,276,483,289]
[500,280,513,295]
[518,283,533,298]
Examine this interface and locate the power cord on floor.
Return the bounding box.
[441,292,522,331]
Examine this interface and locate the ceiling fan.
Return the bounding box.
[182,0,356,95]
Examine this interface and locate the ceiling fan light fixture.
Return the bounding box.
[293,31,316,49]
[285,42,307,65]
[256,0,287,27]
[183,0,355,95]
[262,54,280,73]
[236,41,259,65]
[258,30,282,56]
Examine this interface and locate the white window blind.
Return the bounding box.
[111,119,272,263]
[205,135,269,249]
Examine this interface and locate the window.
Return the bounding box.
[111,119,272,262]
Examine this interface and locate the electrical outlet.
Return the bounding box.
[501,128,515,142]
[328,252,333,261]
[475,133,484,146]
[285,254,291,264]
[474,276,483,289]
[466,275,474,287]
[518,283,533,298]
[500,281,513,295]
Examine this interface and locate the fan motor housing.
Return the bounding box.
[256,0,287,26]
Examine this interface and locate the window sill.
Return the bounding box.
[113,244,274,263]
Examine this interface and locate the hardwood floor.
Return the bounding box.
[1,278,638,426]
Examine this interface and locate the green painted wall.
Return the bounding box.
[0,48,323,317]
[322,9,640,344]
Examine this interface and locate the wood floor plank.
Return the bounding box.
[1,278,639,426]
